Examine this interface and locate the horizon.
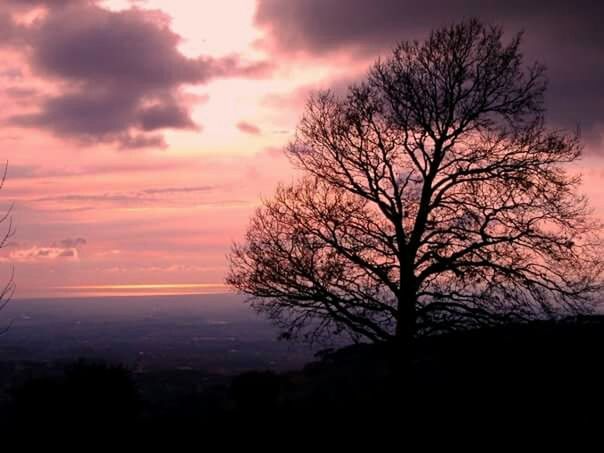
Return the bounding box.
[0,292,315,374]
[13,283,233,300]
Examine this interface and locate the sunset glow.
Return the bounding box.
[0,1,601,298]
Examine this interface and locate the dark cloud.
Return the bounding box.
[117,133,167,150]
[255,0,603,56]
[7,165,39,179]
[255,0,604,145]
[143,186,214,195]
[138,101,198,131]
[34,193,156,206]
[0,68,23,80]
[3,87,39,99]
[255,0,413,56]
[0,1,83,45]
[7,159,199,180]
[34,185,216,207]
[3,0,88,8]
[4,1,270,149]
[236,121,261,135]
[0,11,18,44]
[56,238,87,248]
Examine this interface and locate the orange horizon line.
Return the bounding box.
[52,283,230,290]
[12,290,240,302]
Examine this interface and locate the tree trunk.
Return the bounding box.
[391,291,416,387]
[395,291,417,346]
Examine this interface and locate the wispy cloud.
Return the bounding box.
[142,186,214,195]
[32,185,215,205]
[236,121,261,135]
[7,160,200,180]
[3,245,82,263]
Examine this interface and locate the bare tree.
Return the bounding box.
[227,20,602,344]
[0,163,15,335]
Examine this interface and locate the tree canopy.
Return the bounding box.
[227,19,603,344]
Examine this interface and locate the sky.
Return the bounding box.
[0,0,602,298]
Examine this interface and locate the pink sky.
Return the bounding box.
[0,0,602,298]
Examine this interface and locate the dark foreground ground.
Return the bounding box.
[1,316,604,441]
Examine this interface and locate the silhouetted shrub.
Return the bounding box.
[230,371,282,411]
[11,359,140,432]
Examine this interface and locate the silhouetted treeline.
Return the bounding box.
[2,317,604,438]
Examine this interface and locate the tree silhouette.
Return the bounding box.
[227,20,602,344]
[0,163,15,336]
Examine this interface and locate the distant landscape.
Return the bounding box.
[0,294,315,373]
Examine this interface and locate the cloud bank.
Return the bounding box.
[2,1,270,149]
[255,0,604,145]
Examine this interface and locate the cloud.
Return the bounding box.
[255,0,602,56]
[236,121,261,135]
[4,244,81,263]
[32,185,217,208]
[3,0,87,8]
[4,1,271,149]
[142,186,214,195]
[262,75,360,110]
[105,264,221,273]
[34,193,157,206]
[138,100,198,131]
[3,87,40,99]
[7,158,200,180]
[255,0,409,56]
[28,189,247,212]
[55,237,87,248]
[0,68,23,80]
[255,0,604,143]
[0,12,19,45]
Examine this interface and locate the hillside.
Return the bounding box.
[2,316,604,437]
